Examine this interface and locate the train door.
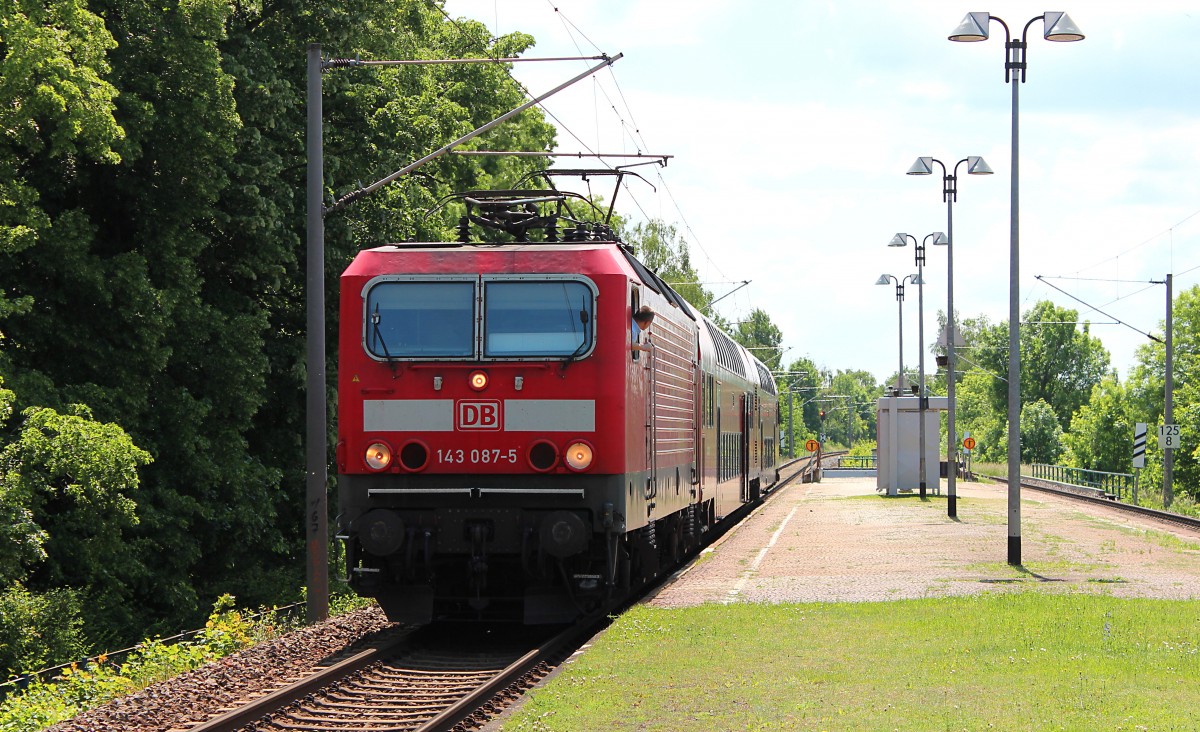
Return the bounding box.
[646,338,657,490]
[740,393,751,502]
[633,287,657,505]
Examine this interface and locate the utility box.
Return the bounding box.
[876,396,947,497]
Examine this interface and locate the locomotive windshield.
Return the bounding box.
[366,281,474,358]
[363,277,595,360]
[484,281,593,357]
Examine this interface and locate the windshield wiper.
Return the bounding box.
[371,305,399,377]
[561,297,592,370]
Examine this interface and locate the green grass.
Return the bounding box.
[502,594,1200,731]
[971,462,1050,480]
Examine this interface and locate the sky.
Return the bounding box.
[442,0,1200,385]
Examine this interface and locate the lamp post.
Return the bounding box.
[907,155,993,517]
[875,273,921,397]
[887,233,945,499]
[950,11,1083,565]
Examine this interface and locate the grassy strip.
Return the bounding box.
[503,594,1200,731]
[970,462,1199,518]
[0,593,372,731]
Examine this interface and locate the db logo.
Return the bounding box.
[457,400,501,430]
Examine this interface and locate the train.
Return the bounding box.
[336,182,781,624]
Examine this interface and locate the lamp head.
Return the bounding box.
[949,12,990,41]
[907,157,934,176]
[932,232,949,246]
[888,233,908,248]
[911,273,926,286]
[1044,12,1084,41]
[875,274,892,286]
[966,155,993,175]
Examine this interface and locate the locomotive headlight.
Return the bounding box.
[364,442,393,471]
[563,441,594,471]
[468,370,489,391]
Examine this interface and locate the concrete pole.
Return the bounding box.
[917,250,927,500]
[1006,62,1022,566]
[1165,273,1174,506]
[945,194,958,517]
[305,43,330,622]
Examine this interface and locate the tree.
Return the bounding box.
[733,309,784,372]
[972,301,1110,428]
[777,357,821,455]
[1125,284,1200,501]
[0,584,86,678]
[0,374,150,651]
[0,0,559,645]
[0,0,123,328]
[826,370,884,448]
[1020,399,1063,465]
[953,366,1008,463]
[1062,375,1133,474]
[622,219,715,316]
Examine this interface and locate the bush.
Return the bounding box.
[0,594,254,730]
[0,585,87,680]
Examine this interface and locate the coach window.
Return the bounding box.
[483,280,595,358]
[365,280,474,358]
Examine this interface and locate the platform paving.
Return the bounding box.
[646,476,1200,608]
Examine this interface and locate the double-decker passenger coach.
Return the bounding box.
[337,186,780,624]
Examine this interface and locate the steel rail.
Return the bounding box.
[186,631,412,732]
[992,475,1200,532]
[414,617,604,732]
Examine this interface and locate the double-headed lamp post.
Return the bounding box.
[888,233,946,499]
[907,155,993,518]
[875,273,921,398]
[950,11,1083,565]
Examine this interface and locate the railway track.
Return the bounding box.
[181,460,819,732]
[992,475,1200,533]
[185,620,597,732]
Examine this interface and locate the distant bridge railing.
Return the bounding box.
[836,455,876,469]
[1031,463,1134,500]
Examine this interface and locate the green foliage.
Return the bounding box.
[196,595,253,658]
[847,440,876,458]
[1020,398,1063,464]
[330,590,376,616]
[953,369,1007,463]
[1,404,150,643]
[971,301,1110,429]
[0,0,123,323]
[732,309,783,371]
[1063,375,1133,473]
[826,370,883,447]
[1128,284,1200,501]
[0,0,558,648]
[777,357,822,442]
[621,219,715,316]
[0,595,255,729]
[952,303,1110,467]
[0,584,87,681]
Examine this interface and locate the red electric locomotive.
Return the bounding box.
[337,186,780,624]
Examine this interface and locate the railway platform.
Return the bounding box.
[645,476,1200,607]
